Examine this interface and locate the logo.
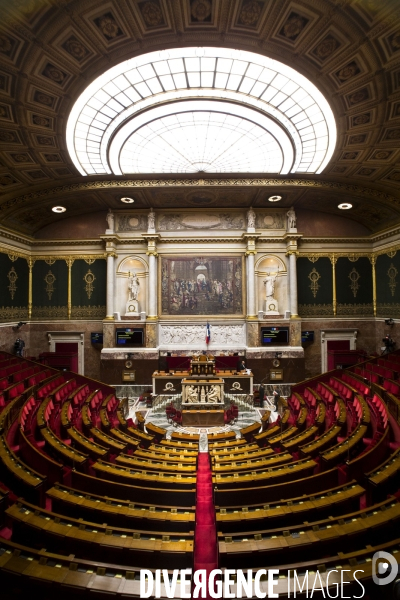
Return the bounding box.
[372,551,399,586]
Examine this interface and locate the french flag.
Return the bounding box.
[206,322,211,345]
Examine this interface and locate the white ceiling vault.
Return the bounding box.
[67,47,336,176]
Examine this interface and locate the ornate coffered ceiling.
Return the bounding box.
[0,0,399,235]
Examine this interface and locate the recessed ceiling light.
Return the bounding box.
[52,206,66,213]
[268,195,282,202]
[338,203,352,210]
[121,197,134,203]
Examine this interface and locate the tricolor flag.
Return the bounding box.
[206,322,211,345]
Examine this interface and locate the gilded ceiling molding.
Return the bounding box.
[0,246,107,261]
[1,178,399,212]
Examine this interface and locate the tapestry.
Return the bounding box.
[161,256,243,315]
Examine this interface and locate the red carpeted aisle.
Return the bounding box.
[193,452,218,599]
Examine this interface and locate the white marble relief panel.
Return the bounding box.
[157,212,245,231]
[159,324,246,348]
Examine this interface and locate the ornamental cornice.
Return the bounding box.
[1,178,399,212]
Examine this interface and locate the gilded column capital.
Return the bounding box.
[330,254,338,266]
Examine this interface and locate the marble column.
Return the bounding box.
[285,232,302,319]
[243,233,259,319]
[247,252,256,318]
[288,251,299,318]
[148,252,157,318]
[105,252,115,320]
[144,234,159,320]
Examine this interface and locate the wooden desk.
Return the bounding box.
[135,448,197,464]
[0,435,45,507]
[109,427,140,452]
[213,457,316,489]
[126,426,154,448]
[213,447,274,463]
[47,483,195,533]
[240,421,261,441]
[92,460,197,489]
[6,500,194,570]
[213,452,292,473]
[145,421,166,442]
[216,481,365,534]
[182,409,224,426]
[135,410,145,430]
[67,427,109,461]
[90,427,127,454]
[170,431,200,442]
[70,469,197,507]
[208,431,236,443]
[153,372,253,395]
[115,454,197,473]
[41,426,88,471]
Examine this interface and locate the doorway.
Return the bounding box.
[47,332,84,374]
[321,329,357,373]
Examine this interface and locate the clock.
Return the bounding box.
[125,360,133,369]
[272,358,280,367]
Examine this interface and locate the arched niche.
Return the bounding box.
[116,256,148,316]
[255,254,288,316]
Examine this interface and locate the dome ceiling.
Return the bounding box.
[67,47,336,175]
[0,0,399,235]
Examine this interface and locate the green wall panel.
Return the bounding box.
[0,253,28,321]
[336,256,373,316]
[376,251,400,317]
[32,260,68,319]
[297,257,333,317]
[71,259,106,319]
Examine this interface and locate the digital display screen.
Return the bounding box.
[91,333,103,344]
[116,328,144,346]
[301,331,314,343]
[261,327,289,345]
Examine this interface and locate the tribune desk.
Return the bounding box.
[182,409,224,426]
[152,370,253,395]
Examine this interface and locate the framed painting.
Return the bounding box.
[160,256,244,316]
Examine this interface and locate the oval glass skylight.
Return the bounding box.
[112,100,294,174]
[67,47,336,176]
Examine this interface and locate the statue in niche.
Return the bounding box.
[128,271,140,301]
[148,208,155,232]
[247,207,256,230]
[286,207,297,230]
[106,208,114,232]
[207,385,221,403]
[264,272,277,298]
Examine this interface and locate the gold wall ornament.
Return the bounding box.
[348,254,359,262]
[388,264,398,297]
[7,266,18,299]
[84,258,96,265]
[84,269,96,299]
[8,254,18,262]
[349,268,361,297]
[308,268,321,298]
[44,270,56,300]
[44,258,56,265]
[387,250,397,258]
[307,256,320,263]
